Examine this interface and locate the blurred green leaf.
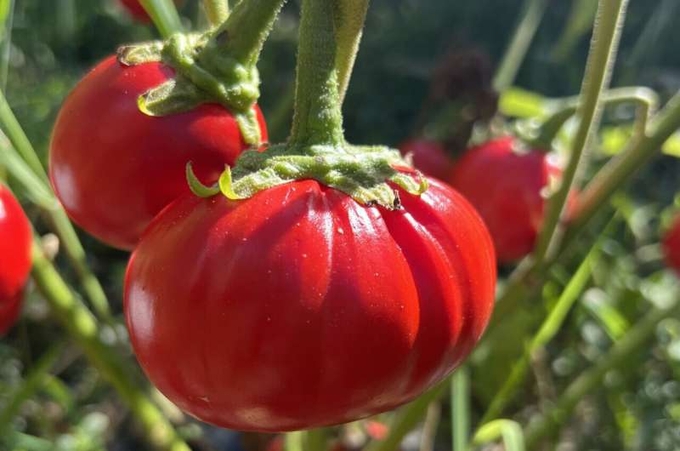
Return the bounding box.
[473,419,526,451]
[499,87,548,118]
[662,132,680,158]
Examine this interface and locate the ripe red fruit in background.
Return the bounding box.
[118,0,184,22]
[398,139,453,181]
[49,56,268,251]
[662,215,680,273]
[0,185,32,335]
[125,178,496,431]
[449,136,565,264]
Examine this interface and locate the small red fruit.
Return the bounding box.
[124,178,496,431]
[398,139,453,181]
[49,56,268,250]
[449,136,565,264]
[662,215,680,273]
[0,185,32,334]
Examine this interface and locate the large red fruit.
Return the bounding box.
[49,56,268,250]
[0,185,32,334]
[449,136,564,264]
[398,139,453,181]
[663,215,680,274]
[124,178,496,431]
[119,0,184,22]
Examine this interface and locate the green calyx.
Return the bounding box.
[117,31,262,144]
[187,143,429,210]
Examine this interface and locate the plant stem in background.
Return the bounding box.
[0,91,48,184]
[203,0,229,26]
[451,367,470,451]
[0,93,113,323]
[533,87,658,149]
[492,0,548,92]
[304,428,329,451]
[364,381,448,451]
[334,0,370,103]
[524,295,680,449]
[533,0,629,263]
[567,88,680,238]
[140,0,183,38]
[480,243,600,424]
[30,241,191,451]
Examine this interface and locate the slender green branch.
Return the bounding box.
[451,367,470,451]
[139,0,183,38]
[203,0,229,26]
[479,244,599,424]
[289,0,344,145]
[524,295,680,449]
[304,428,329,451]
[284,432,304,451]
[533,0,629,263]
[334,0,370,103]
[30,241,191,451]
[0,342,66,434]
[493,0,548,92]
[534,87,658,149]
[364,381,448,451]
[0,90,47,183]
[568,88,680,237]
[0,128,112,323]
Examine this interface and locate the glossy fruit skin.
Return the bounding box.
[125,178,496,431]
[0,186,32,335]
[119,0,183,22]
[662,215,680,273]
[449,136,564,264]
[50,56,268,251]
[398,139,453,181]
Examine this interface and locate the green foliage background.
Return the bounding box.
[2,1,680,450]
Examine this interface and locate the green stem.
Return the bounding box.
[533,87,658,149]
[492,0,548,92]
[30,242,191,451]
[284,432,304,451]
[0,90,48,183]
[479,244,600,424]
[364,381,448,451]
[0,126,112,323]
[203,0,229,26]
[524,296,680,449]
[451,367,470,451]
[289,0,344,146]
[139,0,183,38]
[567,88,680,237]
[205,0,286,67]
[533,0,629,263]
[304,429,328,451]
[334,0,370,103]
[0,342,65,434]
